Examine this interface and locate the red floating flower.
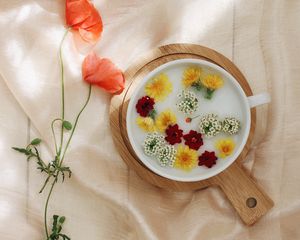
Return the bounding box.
[198,151,218,168]
[66,0,103,43]
[136,96,155,117]
[183,130,203,150]
[82,52,125,94]
[165,124,183,145]
[185,117,192,123]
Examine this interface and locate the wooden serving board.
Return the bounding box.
[110,44,273,225]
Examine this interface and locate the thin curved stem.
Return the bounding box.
[51,118,63,154]
[58,28,70,156]
[44,27,69,239]
[44,178,57,239]
[39,175,51,194]
[60,85,92,166]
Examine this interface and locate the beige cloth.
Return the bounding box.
[0,0,299,239]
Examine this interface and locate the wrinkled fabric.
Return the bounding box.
[0,0,299,239]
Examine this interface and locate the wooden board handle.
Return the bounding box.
[214,162,274,225]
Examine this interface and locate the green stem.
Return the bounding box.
[51,118,63,154]
[32,147,48,169]
[192,81,202,91]
[191,114,201,120]
[39,176,51,194]
[44,178,57,239]
[205,88,215,99]
[60,85,92,166]
[58,28,70,157]
[44,27,69,239]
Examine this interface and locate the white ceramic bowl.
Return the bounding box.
[126,59,269,182]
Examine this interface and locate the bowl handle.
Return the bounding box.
[213,162,274,225]
[247,93,271,108]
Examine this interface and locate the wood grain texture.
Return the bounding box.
[110,44,273,224]
[214,162,274,225]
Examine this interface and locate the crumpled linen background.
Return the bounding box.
[0,0,299,239]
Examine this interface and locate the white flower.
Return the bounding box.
[143,132,165,156]
[199,114,222,137]
[222,117,240,135]
[156,145,177,167]
[143,133,177,168]
[176,90,199,115]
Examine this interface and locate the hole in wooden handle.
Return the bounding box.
[246,197,257,208]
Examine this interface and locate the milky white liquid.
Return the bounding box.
[127,59,249,181]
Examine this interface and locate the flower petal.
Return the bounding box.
[82,52,125,94]
[78,5,102,29]
[66,0,103,43]
[66,0,91,27]
[78,22,103,43]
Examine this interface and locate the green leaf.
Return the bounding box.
[148,109,157,120]
[59,234,71,240]
[59,216,66,224]
[51,215,59,233]
[62,121,72,130]
[49,215,70,240]
[12,147,30,155]
[31,138,42,145]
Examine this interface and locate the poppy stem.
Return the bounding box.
[51,118,63,155]
[57,28,70,157]
[44,178,57,239]
[59,84,92,167]
[45,27,69,239]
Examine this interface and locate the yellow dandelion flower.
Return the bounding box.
[155,109,177,132]
[174,145,198,171]
[201,74,224,90]
[136,117,156,132]
[145,73,172,101]
[182,67,202,87]
[216,138,235,158]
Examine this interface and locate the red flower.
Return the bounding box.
[165,124,183,145]
[183,130,203,150]
[198,151,218,168]
[66,0,103,43]
[135,96,155,117]
[82,52,125,94]
[185,117,192,123]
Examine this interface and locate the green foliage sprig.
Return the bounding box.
[12,29,92,240]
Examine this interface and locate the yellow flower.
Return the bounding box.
[145,73,172,101]
[136,117,156,132]
[201,74,224,90]
[174,145,198,171]
[182,67,202,87]
[216,138,235,158]
[155,109,177,132]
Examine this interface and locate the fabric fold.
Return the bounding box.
[1,0,299,239]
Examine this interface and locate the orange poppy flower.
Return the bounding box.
[82,52,125,94]
[66,0,103,43]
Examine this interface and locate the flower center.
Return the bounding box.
[181,154,189,163]
[163,116,171,125]
[188,74,197,81]
[152,82,163,93]
[172,132,178,137]
[222,146,229,153]
[191,137,197,143]
[142,102,150,109]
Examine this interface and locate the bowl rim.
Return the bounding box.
[126,58,251,182]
